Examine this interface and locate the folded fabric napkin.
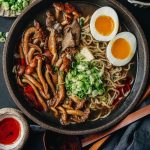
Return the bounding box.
[99,98,150,150]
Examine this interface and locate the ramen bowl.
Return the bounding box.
[3,0,149,135]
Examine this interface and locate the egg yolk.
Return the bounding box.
[111,38,131,59]
[95,16,114,36]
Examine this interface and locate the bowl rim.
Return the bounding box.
[3,0,149,135]
[128,0,150,6]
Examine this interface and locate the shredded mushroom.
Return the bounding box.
[13,2,133,125]
[22,79,48,111]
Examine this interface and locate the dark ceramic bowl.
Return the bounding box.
[3,0,149,135]
[128,0,150,7]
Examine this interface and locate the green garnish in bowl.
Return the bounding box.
[65,61,105,99]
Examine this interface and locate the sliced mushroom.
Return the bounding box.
[29,56,38,68]
[55,57,63,68]
[64,3,80,18]
[45,69,56,95]
[33,20,46,41]
[64,47,78,56]
[70,19,81,46]
[18,42,24,60]
[23,27,37,57]
[61,13,72,26]
[32,73,40,82]
[29,43,42,52]
[53,22,63,33]
[46,10,55,27]
[27,48,37,64]
[66,109,84,116]
[23,74,49,101]
[55,53,65,68]
[43,50,53,61]
[62,104,73,110]
[27,47,42,64]
[69,95,85,110]
[17,65,25,76]
[53,72,65,108]
[53,2,64,19]
[37,59,50,99]
[72,10,80,19]
[57,106,67,125]
[70,108,90,123]
[50,107,59,117]
[60,56,71,72]
[70,95,81,103]
[24,74,43,90]
[62,29,75,51]
[48,28,58,65]
[22,79,48,112]
[46,64,58,85]
[64,3,75,14]
[17,76,24,87]
[25,65,35,75]
[27,43,42,64]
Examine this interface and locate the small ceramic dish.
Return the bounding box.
[0,108,29,150]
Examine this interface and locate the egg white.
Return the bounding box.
[106,32,137,66]
[90,6,119,41]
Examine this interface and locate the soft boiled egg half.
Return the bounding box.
[90,6,119,41]
[106,32,137,66]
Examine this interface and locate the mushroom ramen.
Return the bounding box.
[13,2,135,125]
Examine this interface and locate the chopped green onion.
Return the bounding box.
[0,37,5,42]
[2,2,9,11]
[11,5,16,10]
[17,0,22,3]
[22,1,28,8]
[65,61,105,99]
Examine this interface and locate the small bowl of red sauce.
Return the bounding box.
[0,108,29,150]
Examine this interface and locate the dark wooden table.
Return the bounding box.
[0,0,150,111]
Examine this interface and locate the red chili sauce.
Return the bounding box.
[112,76,132,106]
[0,118,21,145]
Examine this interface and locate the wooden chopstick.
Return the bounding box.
[81,85,150,150]
[82,104,150,147]
[89,136,110,150]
